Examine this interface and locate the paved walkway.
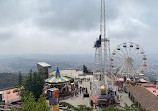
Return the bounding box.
[60,80,90,107]
[117,92,133,107]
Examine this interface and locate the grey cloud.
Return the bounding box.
[0,0,156,55]
[0,0,37,26]
[33,0,121,31]
[0,32,13,40]
[34,0,100,31]
[108,18,149,39]
[0,0,121,31]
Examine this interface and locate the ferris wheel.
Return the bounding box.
[111,42,147,78]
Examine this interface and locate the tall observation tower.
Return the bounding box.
[91,0,111,96]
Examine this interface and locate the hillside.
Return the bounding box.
[0,73,18,89]
[0,54,94,74]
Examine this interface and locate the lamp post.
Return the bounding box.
[6,91,10,109]
[6,91,8,109]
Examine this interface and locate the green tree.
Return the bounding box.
[35,95,51,111]
[12,93,51,111]
[60,102,144,111]
[22,70,45,100]
[123,103,138,111]
[83,65,90,73]
[60,102,76,111]
[60,102,93,111]
[76,105,93,111]
[101,105,125,111]
[18,72,23,87]
[0,73,18,89]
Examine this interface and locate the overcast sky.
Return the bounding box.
[0,0,157,56]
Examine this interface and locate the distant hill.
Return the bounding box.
[0,53,157,79]
[0,73,18,89]
[0,54,94,74]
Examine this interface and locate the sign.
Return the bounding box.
[52,90,59,98]
[48,89,59,98]
[101,89,106,95]
[49,98,59,105]
[53,104,59,111]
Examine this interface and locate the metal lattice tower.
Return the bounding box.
[91,0,111,96]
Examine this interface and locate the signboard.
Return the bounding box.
[49,98,59,105]
[48,88,59,107]
[53,104,59,111]
[48,88,59,98]
[101,89,106,95]
[52,90,59,98]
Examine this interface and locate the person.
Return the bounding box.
[71,93,74,99]
[76,81,78,88]
[86,88,88,93]
[74,90,76,97]
[82,87,85,93]
[80,87,82,94]
[120,95,122,101]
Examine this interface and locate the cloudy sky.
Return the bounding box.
[0,0,157,56]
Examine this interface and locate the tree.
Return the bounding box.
[123,103,138,111]
[18,72,22,87]
[36,95,51,111]
[0,73,18,89]
[76,105,93,111]
[22,70,45,100]
[12,93,51,111]
[101,105,125,111]
[83,65,91,73]
[60,102,141,111]
[60,102,76,111]
[60,102,93,111]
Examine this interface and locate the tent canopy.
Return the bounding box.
[46,67,70,84]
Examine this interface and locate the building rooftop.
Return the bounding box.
[3,88,20,103]
[141,84,156,88]
[37,62,51,68]
[146,87,158,96]
[118,78,124,81]
[128,85,158,111]
[49,70,83,78]
[139,78,148,83]
[0,91,3,94]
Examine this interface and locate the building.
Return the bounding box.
[0,88,20,103]
[37,62,51,79]
[0,91,3,102]
[128,85,158,111]
[0,88,21,110]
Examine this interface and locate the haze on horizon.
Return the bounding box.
[0,0,157,56]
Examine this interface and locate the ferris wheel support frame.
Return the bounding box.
[111,42,147,79]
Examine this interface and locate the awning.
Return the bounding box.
[45,67,70,84]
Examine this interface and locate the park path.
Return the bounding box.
[117,91,133,107]
[60,80,90,107]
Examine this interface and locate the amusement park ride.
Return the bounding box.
[90,0,147,107]
[111,42,147,78]
[90,0,115,106]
